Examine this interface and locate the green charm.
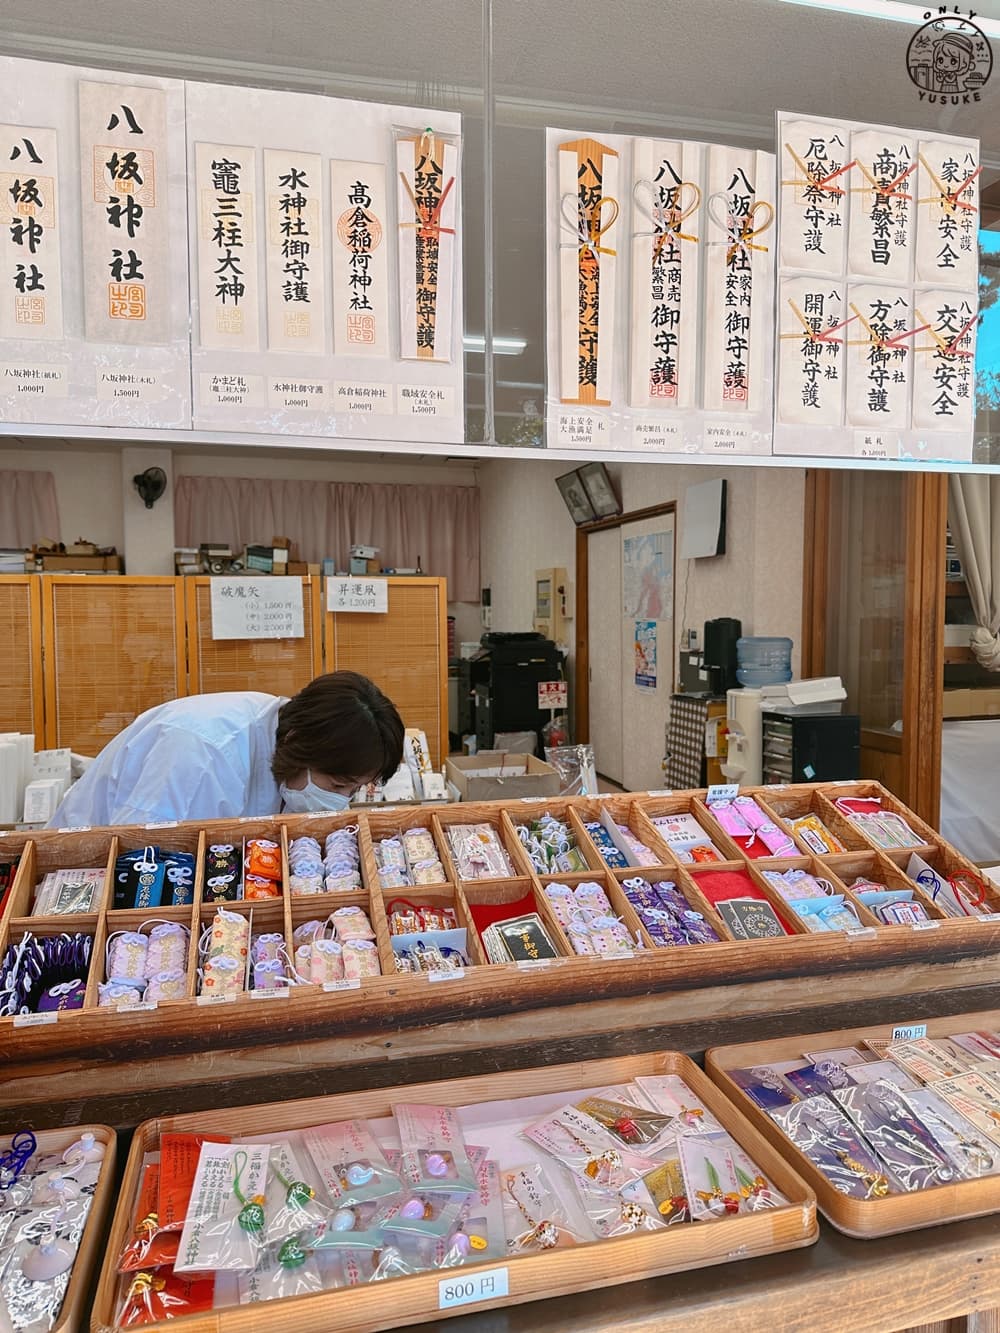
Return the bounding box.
[278,1236,308,1269]
[238,1197,266,1234]
[286,1180,315,1210]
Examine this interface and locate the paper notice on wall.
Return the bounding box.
[330,160,389,357]
[210,576,304,639]
[0,124,63,341]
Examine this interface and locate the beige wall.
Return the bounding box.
[0,445,124,549]
[478,457,806,676]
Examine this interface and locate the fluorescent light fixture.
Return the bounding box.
[463,334,527,355]
[775,0,1000,37]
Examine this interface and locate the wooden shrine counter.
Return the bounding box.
[2,782,999,1133]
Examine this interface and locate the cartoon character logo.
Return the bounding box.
[907,12,993,102]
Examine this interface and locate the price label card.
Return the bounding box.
[116,1001,158,1014]
[438,1267,509,1310]
[845,926,878,940]
[326,577,389,614]
[250,988,290,1001]
[145,820,179,830]
[891,1023,928,1041]
[13,1012,57,1028]
[210,577,305,641]
[196,993,238,1006]
[323,979,361,993]
[428,968,465,983]
[516,958,553,971]
[706,783,739,803]
[57,825,91,834]
[912,920,940,932]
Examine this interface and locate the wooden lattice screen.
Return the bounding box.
[0,577,43,741]
[186,577,322,699]
[325,577,448,767]
[43,576,186,754]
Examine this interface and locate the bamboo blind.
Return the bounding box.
[186,577,322,698]
[325,577,448,766]
[43,577,186,754]
[0,577,42,740]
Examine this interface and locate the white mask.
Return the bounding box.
[279,771,351,814]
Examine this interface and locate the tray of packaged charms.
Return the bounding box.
[0,782,997,1045]
[90,1051,816,1333]
[0,1123,116,1333]
[706,1008,1000,1237]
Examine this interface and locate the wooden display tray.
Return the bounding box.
[91,1052,817,1333]
[4,783,1000,1132]
[707,1007,1000,1240]
[7,1123,117,1333]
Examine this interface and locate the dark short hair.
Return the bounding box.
[271,671,404,786]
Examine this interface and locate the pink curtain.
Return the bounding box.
[0,470,60,547]
[175,475,480,602]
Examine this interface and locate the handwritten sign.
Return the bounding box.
[327,577,389,614]
[537,680,568,710]
[209,577,304,640]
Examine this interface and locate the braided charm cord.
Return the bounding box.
[232,1150,266,1234]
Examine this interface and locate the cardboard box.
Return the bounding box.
[445,751,561,801]
[38,554,123,572]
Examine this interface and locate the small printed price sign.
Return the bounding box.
[537,680,567,710]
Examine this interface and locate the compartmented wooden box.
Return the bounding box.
[90,1052,817,1333]
[706,1008,1000,1239]
[4,782,1000,1132]
[1,1123,117,1333]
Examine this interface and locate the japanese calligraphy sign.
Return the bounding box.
[326,577,389,614]
[79,80,171,344]
[629,138,701,410]
[702,146,775,414]
[845,284,912,429]
[0,124,63,341]
[777,275,846,427]
[848,129,916,283]
[915,138,980,290]
[330,160,388,358]
[779,119,849,277]
[209,577,305,640]
[264,148,325,354]
[773,111,978,460]
[557,137,619,405]
[911,288,977,433]
[396,129,459,363]
[195,142,259,350]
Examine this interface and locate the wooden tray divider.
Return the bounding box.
[706,1007,1000,1238]
[504,798,606,877]
[613,865,738,944]
[884,842,1000,916]
[2,837,36,926]
[432,805,529,883]
[462,877,575,960]
[18,1123,117,1333]
[452,881,488,965]
[92,1053,816,1333]
[815,782,941,856]
[741,857,879,935]
[821,850,949,924]
[752,786,870,855]
[565,799,677,875]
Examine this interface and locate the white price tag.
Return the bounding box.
[891,1023,928,1041]
[323,978,362,993]
[438,1267,509,1310]
[13,1012,57,1028]
[428,968,465,983]
[116,1001,158,1013]
[519,797,547,804]
[706,783,739,803]
[912,919,940,932]
[196,993,238,1006]
[516,958,553,970]
[845,926,878,940]
[57,825,91,834]
[145,820,179,829]
[250,987,290,1000]
[980,913,1000,924]
[646,789,673,797]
